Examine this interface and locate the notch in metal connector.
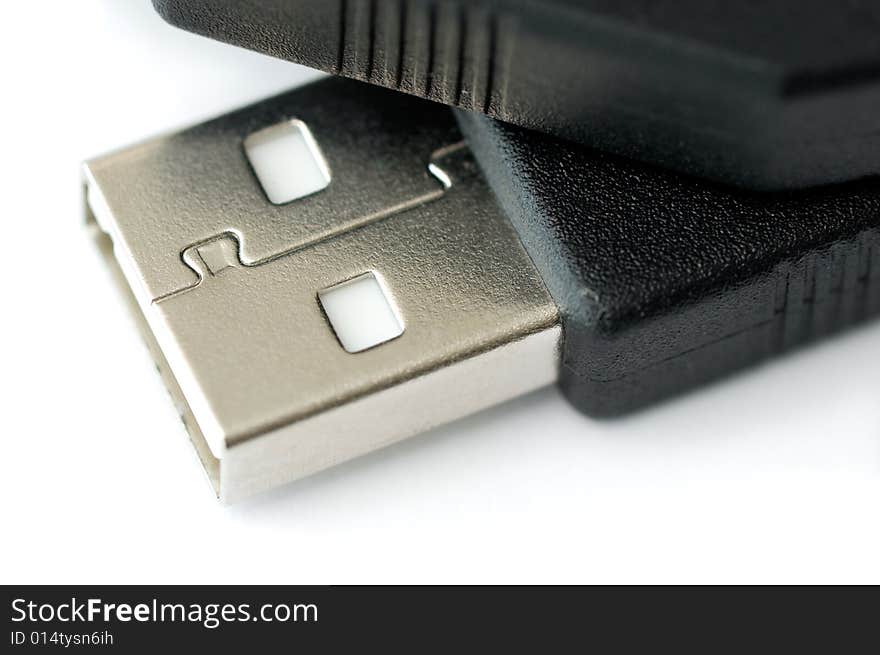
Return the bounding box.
[83,79,560,502]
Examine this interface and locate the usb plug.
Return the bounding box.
[85,76,880,501]
[85,78,559,502]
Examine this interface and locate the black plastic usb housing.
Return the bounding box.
[152,0,880,191]
[457,110,880,415]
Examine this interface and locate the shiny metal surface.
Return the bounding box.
[85,79,560,502]
[84,78,461,302]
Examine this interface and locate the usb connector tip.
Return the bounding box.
[84,80,560,501]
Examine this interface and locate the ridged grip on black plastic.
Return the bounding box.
[153,0,880,190]
[457,111,880,415]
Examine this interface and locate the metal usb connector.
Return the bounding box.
[84,79,560,502]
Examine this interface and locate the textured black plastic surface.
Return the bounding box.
[153,0,880,190]
[458,111,880,415]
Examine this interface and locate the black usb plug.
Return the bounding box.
[86,77,880,500]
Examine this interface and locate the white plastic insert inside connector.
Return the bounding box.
[318,273,405,353]
[244,119,331,204]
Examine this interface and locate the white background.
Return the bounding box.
[2,0,879,584]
